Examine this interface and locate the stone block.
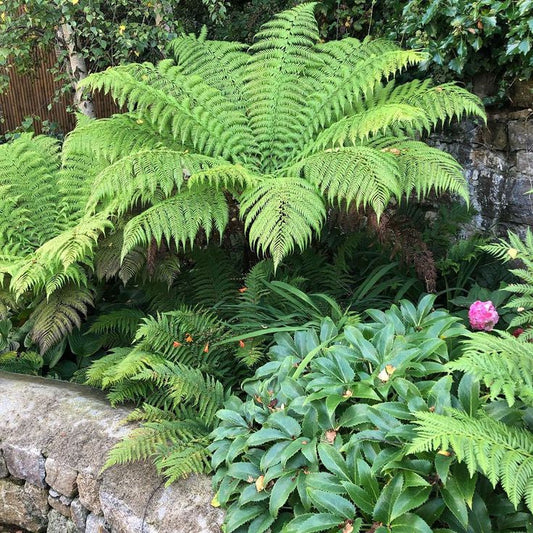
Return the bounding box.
[508,120,533,151]
[85,513,109,533]
[45,458,78,498]
[76,473,101,515]
[510,79,533,108]
[2,444,46,487]
[48,495,71,518]
[0,478,49,532]
[46,509,77,533]
[516,151,533,174]
[70,498,89,532]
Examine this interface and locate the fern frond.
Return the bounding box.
[104,418,212,480]
[100,348,167,387]
[88,308,146,347]
[291,146,400,217]
[240,177,325,268]
[306,104,429,154]
[82,62,257,162]
[170,31,249,109]
[410,410,533,510]
[245,2,320,170]
[449,331,533,406]
[87,149,223,214]
[389,79,486,132]
[133,361,226,423]
[85,347,131,387]
[0,133,63,247]
[391,140,468,201]
[30,285,94,354]
[121,187,228,258]
[186,247,239,308]
[63,113,183,164]
[305,39,425,141]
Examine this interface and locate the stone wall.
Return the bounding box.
[0,372,224,533]
[433,107,533,236]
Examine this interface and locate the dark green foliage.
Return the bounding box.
[211,295,531,531]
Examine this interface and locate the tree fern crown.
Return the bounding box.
[75,4,484,268]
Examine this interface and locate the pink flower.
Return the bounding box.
[468,300,499,331]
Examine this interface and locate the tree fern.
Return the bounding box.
[76,2,483,269]
[410,410,533,511]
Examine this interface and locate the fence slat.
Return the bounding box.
[0,48,119,134]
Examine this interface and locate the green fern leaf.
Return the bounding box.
[240,178,325,268]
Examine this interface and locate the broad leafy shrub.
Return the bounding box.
[210,295,528,532]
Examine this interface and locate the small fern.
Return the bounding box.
[410,410,533,511]
[483,229,533,339]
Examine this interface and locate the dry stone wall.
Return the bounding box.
[432,107,533,235]
[0,372,223,533]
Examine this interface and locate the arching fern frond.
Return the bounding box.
[103,417,213,482]
[121,187,228,258]
[306,39,425,142]
[240,178,325,269]
[390,79,486,132]
[81,62,257,162]
[387,140,468,201]
[30,285,94,354]
[410,410,533,511]
[87,149,223,214]
[306,104,430,154]
[449,332,533,406]
[291,146,400,217]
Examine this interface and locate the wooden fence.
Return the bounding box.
[0,48,118,134]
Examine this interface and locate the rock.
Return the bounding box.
[2,445,46,487]
[70,498,89,532]
[47,495,71,518]
[99,464,224,533]
[510,79,533,108]
[46,509,77,533]
[45,458,78,498]
[485,120,508,151]
[508,120,532,151]
[0,479,49,532]
[0,451,8,478]
[516,151,533,174]
[0,373,223,533]
[76,473,101,515]
[85,514,109,533]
